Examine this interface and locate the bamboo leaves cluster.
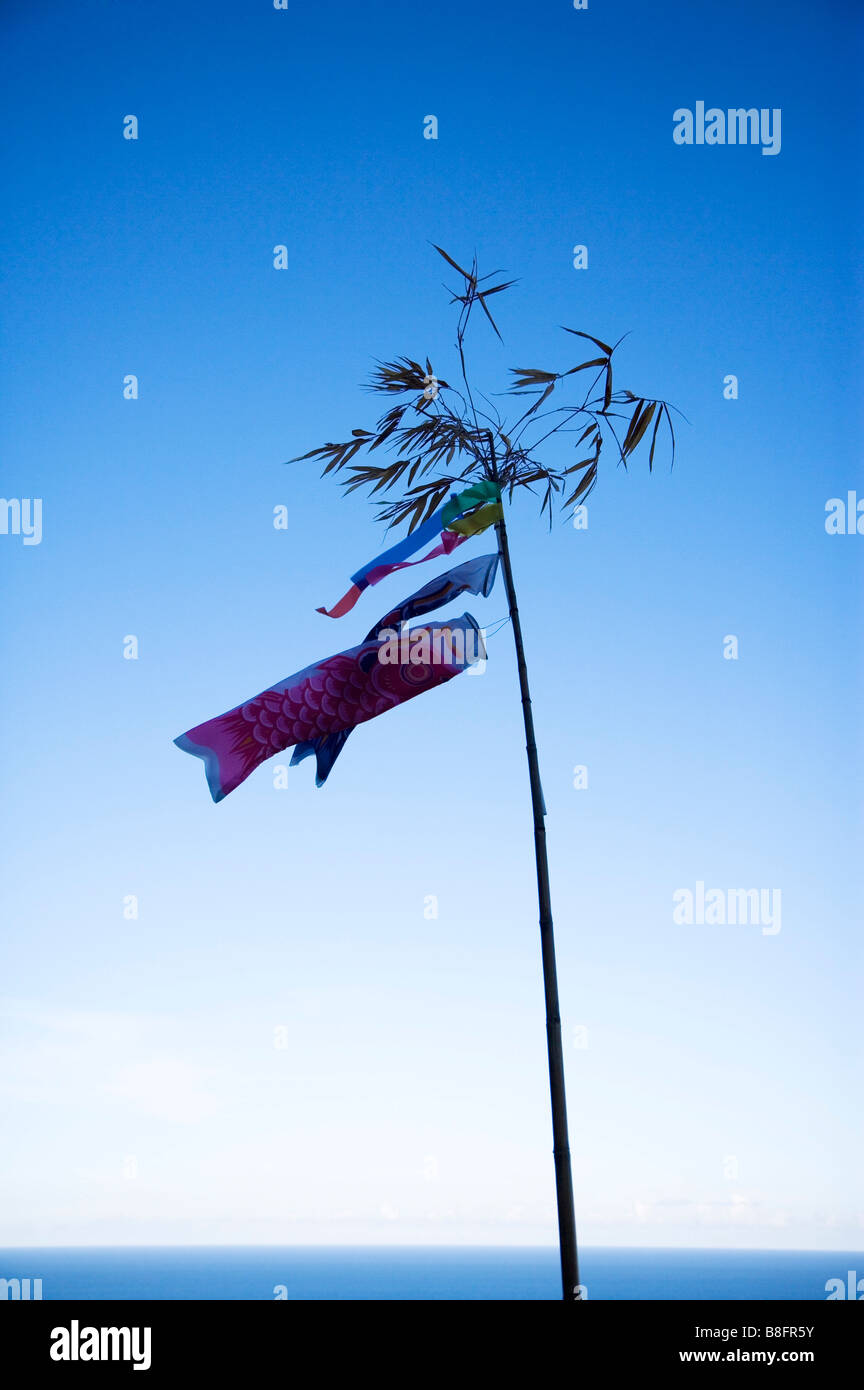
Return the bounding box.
[289,246,678,531]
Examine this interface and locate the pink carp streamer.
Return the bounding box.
[175,614,483,802]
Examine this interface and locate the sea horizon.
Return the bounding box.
[2,1245,861,1301]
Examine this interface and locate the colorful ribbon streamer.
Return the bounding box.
[317,480,501,618]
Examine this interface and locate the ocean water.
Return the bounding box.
[1,1246,859,1300]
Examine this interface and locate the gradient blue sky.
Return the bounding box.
[1,0,861,1251]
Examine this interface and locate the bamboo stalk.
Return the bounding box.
[493,503,581,1302]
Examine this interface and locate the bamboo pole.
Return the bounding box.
[492,499,581,1302]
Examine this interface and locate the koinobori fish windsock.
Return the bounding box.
[174,602,490,802]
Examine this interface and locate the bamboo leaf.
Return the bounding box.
[563,357,607,375]
[563,462,597,509]
[406,498,426,534]
[664,403,677,468]
[648,406,662,470]
[478,280,516,298]
[621,399,645,453]
[289,444,332,463]
[370,468,399,495]
[528,381,556,414]
[368,416,402,450]
[625,401,657,457]
[561,327,614,356]
[477,292,503,341]
[509,367,557,390]
[432,244,473,280]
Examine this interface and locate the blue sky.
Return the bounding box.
[0,0,861,1251]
